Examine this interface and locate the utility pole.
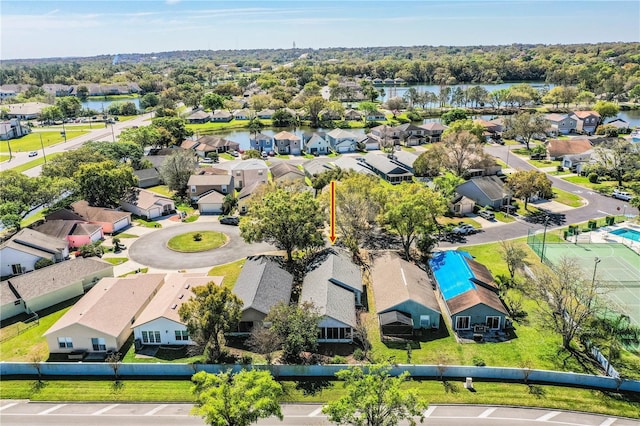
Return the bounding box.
[39,133,47,163]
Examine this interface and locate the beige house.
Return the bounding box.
[230,159,268,189]
[187,174,234,201]
[44,274,165,355]
[120,188,175,219]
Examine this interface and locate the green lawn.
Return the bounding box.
[7,152,64,173]
[208,258,246,289]
[146,185,175,197]
[183,214,199,223]
[528,159,561,168]
[0,155,10,162]
[275,154,290,159]
[401,146,416,152]
[88,94,139,101]
[187,119,272,133]
[167,231,227,252]
[0,130,88,153]
[113,232,138,239]
[21,209,47,228]
[219,153,234,160]
[103,257,129,265]
[494,211,516,223]
[562,175,618,192]
[552,188,584,207]
[133,218,162,228]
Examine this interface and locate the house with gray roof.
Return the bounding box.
[361,153,413,184]
[420,122,448,142]
[133,167,162,188]
[545,113,577,136]
[0,257,114,321]
[326,129,358,153]
[371,252,441,337]
[270,162,305,183]
[120,188,175,219]
[187,174,234,201]
[455,176,512,210]
[395,123,426,146]
[0,119,31,140]
[388,150,418,172]
[299,249,362,342]
[35,219,103,249]
[0,229,69,278]
[302,159,334,178]
[211,110,233,122]
[273,131,301,155]
[238,181,265,214]
[249,133,274,152]
[44,274,165,356]
[232,256,293,334]
[187,110,211,124]
[331,156,375,176]
[304,133,331,155]
[4,102,49,119]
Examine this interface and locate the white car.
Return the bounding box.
[612,189,632,201]
[452,224,477,235]
[28,151,38,157]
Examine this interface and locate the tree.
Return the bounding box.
[118,125,161,149]
[413,144,447,177]
[504,112,548,150]
[159,150,198,198]
[441,119,485,142]
[593,139,639,187]
[304,96,326,128]
[140,93,160,109]
[40,105,63,123]
[222,194,237,215]
[78,241,104,258]
[265,301,321,363]
[500,241,529,281]
[527,256,601,350]
[76,85,89,101]
[358,101,378,114]
[432,172,464,201]
[441,130,492,177]
[152,116,193,147]
[34,258,54,270]
[378,182,446,259]
[323,364,427,426]
[191,369,283,426]
[179,282,242,363]
[506,170,553,210]
[74,161,137,208]
[385,97,406,114]
[247,117,263,139]
[84,141,144,169]
[55,96,82,117]
[489,88,510,109]
[441,108,467,125]
[593,101,619,122]
[271,109,296,127]
[241,149,261,160]
[246,327,282,365]
[201,92,225,111]
[42,147,108,178]
[240,187,324,263]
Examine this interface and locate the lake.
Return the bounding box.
[381,82,554,99]
[82,97,140,113]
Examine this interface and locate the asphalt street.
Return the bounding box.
[2,401,637,426]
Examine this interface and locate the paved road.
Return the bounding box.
[0,112,154,174]
[2,401,637,426]
[438,144,639,248]
[127,221,275,269]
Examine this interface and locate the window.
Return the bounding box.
[486,316,501,330]
[11,264,23,275]
[258,170,263,176]
[455,316,471,330]
[14,300,21,306]
[191,186,196,193]
[174,330,189,341]
[91,337,106,351]
[142,331,161,343]
[57,337,73,349]
[419,315,431,328]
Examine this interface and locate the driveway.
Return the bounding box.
[128,222,275,270]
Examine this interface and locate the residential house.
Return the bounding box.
[369,124,401,147]
[358,135,380,151]
[320,109,342,121]
[233,109,252,120]
[455,176,512,210]
[449,194,476,216]
[257,109,275,119]
[133,167,162,188]
[544,113,577,136]
[429,251,508,333]
[34,220,103,249]
[232,257,293,333]
[0,229,69,278]
[325,129,358,153]
[383,78,395,85]
[47,201,132,234]
[231,159,269,189]
[570,110,601,135]
[272,131,301,155]
[547,138,593,160]
[187,174,234,201]
[0,88,17,101]
[360,153,413,184]
[332,156,376,176]
[304,133,331,155]
[186,110,211,124]
[0,258,113,321]
[420,122,448,142]
[605,118,630,131]
[132,273,222,345]
[344,109,363,121]
[388,150,418,172]
[5,102,49,120]
[302,159,334,178]
[270,162,305,183]
[180,139,201,150]
[562,151,593,174]
[395,123,426,146]
[44,274,165,355]
[42,84,74,97]
[120,188,175,219]
[474,119,502,135]
[0,119,31,140]
[194,135,240,156]
[371,252,441,337]
[197,190,226,214]
[365,110,387,122]
[299,250,363,342]
[237,182,265,214]
[211,110,233,122]
[249,133,274,152]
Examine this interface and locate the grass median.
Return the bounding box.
[167,231,227,252]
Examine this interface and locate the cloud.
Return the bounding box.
[165,0,180,4]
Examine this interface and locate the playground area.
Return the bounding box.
[528,224,640,327]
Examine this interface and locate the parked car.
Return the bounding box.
[28,151,38,157]
[201,157,214,163]
[478,210,495,220]
[261,151,268,159]
[452,224,477,235]
[220,216,240,226]
[230,150,239,157]
[612,189,632,201]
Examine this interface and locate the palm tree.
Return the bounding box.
[585,312,640,374]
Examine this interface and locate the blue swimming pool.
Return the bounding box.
[429,251,477,300]
[610,228,640,243]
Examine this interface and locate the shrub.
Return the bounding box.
[406,111,422,122]
[472,356,486,367]
[193,232,202,241]
[353,348,365,361]
[240,355,252,364]
[588,173,599,183]
[556,165,564,172]
[328,355,347,364]
[34,258,54,270]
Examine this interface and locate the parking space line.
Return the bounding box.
[0,403,19,412]
[423,406,437,417]
[599,418,617,426]
[38,404,66,415]
[536,411,560,421]
[478,407,497,418]
[92,404,119,415]
[145,404,168,416]
[308,407,323,417]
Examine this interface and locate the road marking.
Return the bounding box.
[478,407,497,418]
[0,402,19,412]
[423,406,437,417]
[144,404,168,416]
[308,407,323,417]
[536,411,560,421]
[38,404,66,415]
[599,418,617,426]
[92,404,119,415]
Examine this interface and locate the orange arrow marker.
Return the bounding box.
[329,180,337,244]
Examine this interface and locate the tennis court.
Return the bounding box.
[531,241,640,326]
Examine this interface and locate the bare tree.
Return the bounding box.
[500,241,529,281]
[106,352,122,381]
[246,327,282,365]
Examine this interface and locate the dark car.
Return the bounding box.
[220,216,240,226]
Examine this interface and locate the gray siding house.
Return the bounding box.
[455,176,511,210]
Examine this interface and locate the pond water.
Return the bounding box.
[81,97,140,113]
[381,81,554,99]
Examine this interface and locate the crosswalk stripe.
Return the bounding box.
[536,411,560,421]
[479,407,497,418]
[38,404,66,415]
[92,404,119,415]
[145,404,168,416]
[0,403,19,412]
[308,407,323,417]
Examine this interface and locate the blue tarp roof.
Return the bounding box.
[429,251,477,301]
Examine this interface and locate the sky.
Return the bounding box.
[1,0,639,60]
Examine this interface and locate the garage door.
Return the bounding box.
[338,146,351,153]
[199,203,222,214]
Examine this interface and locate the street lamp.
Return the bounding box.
[39,133,47,164]
[540,215,550,263]
[592,257,601,287]
[506,144,511,167]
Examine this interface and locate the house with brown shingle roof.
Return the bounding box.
[429,251,508,333]
[35,220,103,249]
[270,162,305,182]
[547,138,592,160]
[570,110,601,135]
[47,201,131,234]
[371,252,441,337]
[273,131,301,155]
[187,110,211,124]
[132,273,222,345]
[44,274,165,355]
